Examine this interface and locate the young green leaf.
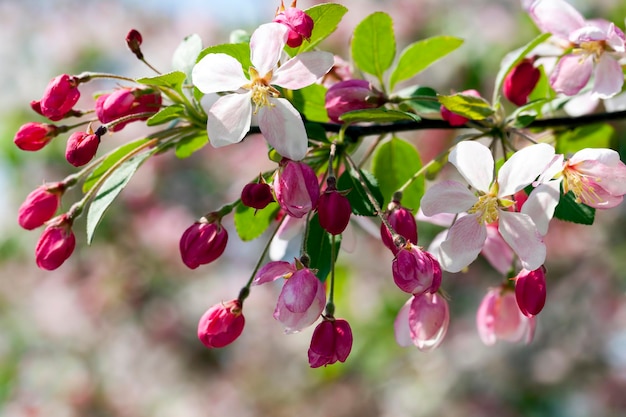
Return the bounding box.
[554,190,595,225]
[86,150,155,244]
[137,71,187,93]
[438,93,494,120]
[175,132,209,158]
[146,104,185,126]
[234,202,279,242]
[196,43,252,73]
[351,12,396,80]
[306,213,341,282]
[337,169,384,216]
[556,124,613,155]
[390,36,464,90]
[287,3,348,55]
[395,86,441,114]
[339,108,420,123]
[371,137,424,212]
[291,84,329,122]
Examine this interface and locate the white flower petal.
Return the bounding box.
[498,143,555,196]
[250,23,289,76]
[421,180,478,216]
[591,54,624,99]
[207,93,252,147]
[498,211,546,271]
[272,51,335,89]
[258,98,308,160]
[449,141,494,192]
[393,298,413,347]
[439,213,487,273]
[192,53,248,94]
[571,148,620,165]
[521,181,561,235]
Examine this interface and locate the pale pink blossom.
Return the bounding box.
[421,141,556,272]
[273,268,326,333]
[528,0,626,98]
[192,23,333,160]
[540,148,626,208]
[394,293,450,351]
[476,288,536,346]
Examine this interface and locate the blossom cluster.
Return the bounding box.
[12,0,626,367]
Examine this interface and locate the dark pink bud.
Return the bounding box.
[317,187,351,235]
[13,122,58,151]
[241,182,274,209]
[514,266,547,317]
[35,215,76,270]
[325,79,386,123]
[39,74,80,120]
[197,299,245,348]
[65,131,100,167]
[503,58,540,106]
[381,204,418,254]
[126,29,144,59]
[440,89,481,126]
[179,220,228,269]
[18,183,64,230]
[308,318,353,368]
[392,244,441,295]
[96,88,161,132]
[274,159,319,218]
[274,7,314,48]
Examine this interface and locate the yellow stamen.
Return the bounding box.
[468,194,500,224]
[244,67,279,114]
[562,166,602,204]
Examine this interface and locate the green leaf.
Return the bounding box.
[339,108,420,123]
[196,43,252,74]
[556,124,614,155]
[337,169,384,216]
[438,93,494,120]
[493,33,551,104]
[172,34,203,83]
[390,36,464,90]
[395,86,441,114]
[351,12,396,79]
[234,202,280,242]
[175,132,209,158]
[291,84,329,122]
[86,150,155,244]
[137,71,186,93]
[288,3,348,55]
[371,137,424,212]
[306,213,341,282]
[146,104,185,126]
[83,138,152,193]
[554,190,595,225]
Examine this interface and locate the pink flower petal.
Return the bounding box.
[571,148,620,165]
[497,143,555,197]
[481,224,514,274]
[521,181,561,235]
[498,211,546,271]
[272,51,334,89]
[439,213,487,273]
[253,261,296,285]
[421,180,478,216]
[192,53,248,93]
[569,25,607,43]
[449,141,493,192]
[591,54,624,99]
[207,93,252,147]
[250,23,289,76]
[259,98,308,160]
[550,54,593,96]
[529,0,585,39]
[393,298,413,347]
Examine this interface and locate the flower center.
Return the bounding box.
[246,67,280,114]
[562,166,601,204]
[579,40,605,61]
[468,194,500,224]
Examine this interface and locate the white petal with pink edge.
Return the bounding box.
[592,54,624,99]
[521,181,561,235]
[498,211,546,271]
[550,54,593,96]
[421,180,478,216]
[259,98,308,160]
[498,143,555,197]
[253,261,296,286]
[393,298,413,347]
[250,23,289,76]
[192,53,248,94]
[449,141,493,192]
[207,93,252,147]
[439,213,487,273]
[272,51,335,89]
[529,0,584,39]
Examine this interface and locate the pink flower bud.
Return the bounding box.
[503,58,540,106]
[274,268,326,333]
[126,29,144,59]
[325,79,386,123]
[65,131,100,167]
[317,186,351,235]
[35,215,76,270]
[95,88,161,132]
[381,203,418,254]
[13,122,58,151]
[515,266,547,317]
[18,183,64,230]
[274,7,314,48]
[394,293,450,351]
[274,159,319,218]
[440,89,481,126]
[197,299,245,348]
[39,74,80,120]
[308,318,353,368]
[179,220,228,269]
[241,182,274,209]
[392,245,441,295]
[476,288,536,346]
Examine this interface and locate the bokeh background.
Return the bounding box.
[2,0,626,416]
